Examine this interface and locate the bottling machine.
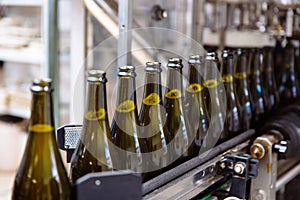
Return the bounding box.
[60,0,300,199]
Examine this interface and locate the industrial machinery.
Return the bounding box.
[61,0,300,199]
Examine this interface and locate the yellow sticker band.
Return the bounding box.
[203,79,218,88]
[234,72,247,79]
[85,108,106,120]
[116,100,136,113]
[143,93,161,106]
[165,89,182,99]
[221,74,233,83]
[29,124,54,132]
[186,83,203,93]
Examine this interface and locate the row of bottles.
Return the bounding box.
[12,40,300,199]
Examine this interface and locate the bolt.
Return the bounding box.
[255,189,266,200]
[234,162,246,175]
[95,180,101,186]
[250,143,265,159]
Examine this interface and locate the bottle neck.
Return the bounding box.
[85,81,108,120]
[29,91,54,130]
[188,63,202,84]
[284,44,296,74]
[166,67,183,92]
[234,53,248,81]
[142,71,162,105]
[222,56,234,85]
[115,76,137,113]
[263,48,274,72]
[250,51,262,76]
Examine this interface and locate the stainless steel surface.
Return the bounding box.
[118,0,133,67]
[276,163,300,191]
[43,0,59,126]
[250,134,283,200]
[143,141,250,200]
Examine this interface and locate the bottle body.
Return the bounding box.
[234,49,253,131]
[262,47,279,112]
[185,55,210,150]
[248,49,267,128]
[221,50,243,139]
[13,79,70,200]
[278,41,300,106]
[202,53,226,144]
[111,66,146,173]
[164,58,195,164]
[70,70,114,183]
[139,62,172,180]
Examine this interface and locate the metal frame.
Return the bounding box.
[117,0,133,67]
[43,0,59,125]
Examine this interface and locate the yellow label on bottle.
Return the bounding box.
[116,100,136,113]
[234,72,247,79]
[85,108,106,120]
[143,93,161,106]
[186,83,203,93]
[165,89,182,99]
[221,74,233,83]
[203,79,218,88]
[29,124,54,132]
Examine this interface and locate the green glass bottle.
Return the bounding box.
[248,48,267,128]
[202,52,222,116]
[164,58,195,164]
[185,55,210,150]
[221,50,243,138]
[262,47,280,112]
[70,70,114,183]
[234,49,253,131]
[278,41,300,105]
[12,79,71,200]
[110,66,147,173]
[139,62,172,180]
[203,54,226,144]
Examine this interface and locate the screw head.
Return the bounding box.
[250,143,265,159]
[234,162,246,175]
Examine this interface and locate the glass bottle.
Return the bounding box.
[234,49,253,131]
[278,41,300,105]
[202,52,222,115]
[12,79,71,199]
[262,47,280,112]
[185,55,210,150]
[139,62,172,180]
[70,70,114,183]
[164,58,195,164]
[221,50,243,138]
[110,66,147,173]
[248,48,267,128]
[202,54,226,144]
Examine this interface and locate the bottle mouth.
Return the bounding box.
[235,48,246,56]
[188,55,202,64]
[118,65,136,77]
[87,70,107,83]
[205,52,219,61]
[31,78,53,92]
[145,61,162,72]
[222,50,234,59]
[168,57,183,69]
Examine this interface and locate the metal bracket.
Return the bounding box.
[224,154,259,199]
[250,133,283,200]
[75,171,142,200]
[192,154,259,199]
[57,124,82,162]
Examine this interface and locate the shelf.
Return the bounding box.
[0,47,43,64]
[0,0,42,7]
[0,106,30,119]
